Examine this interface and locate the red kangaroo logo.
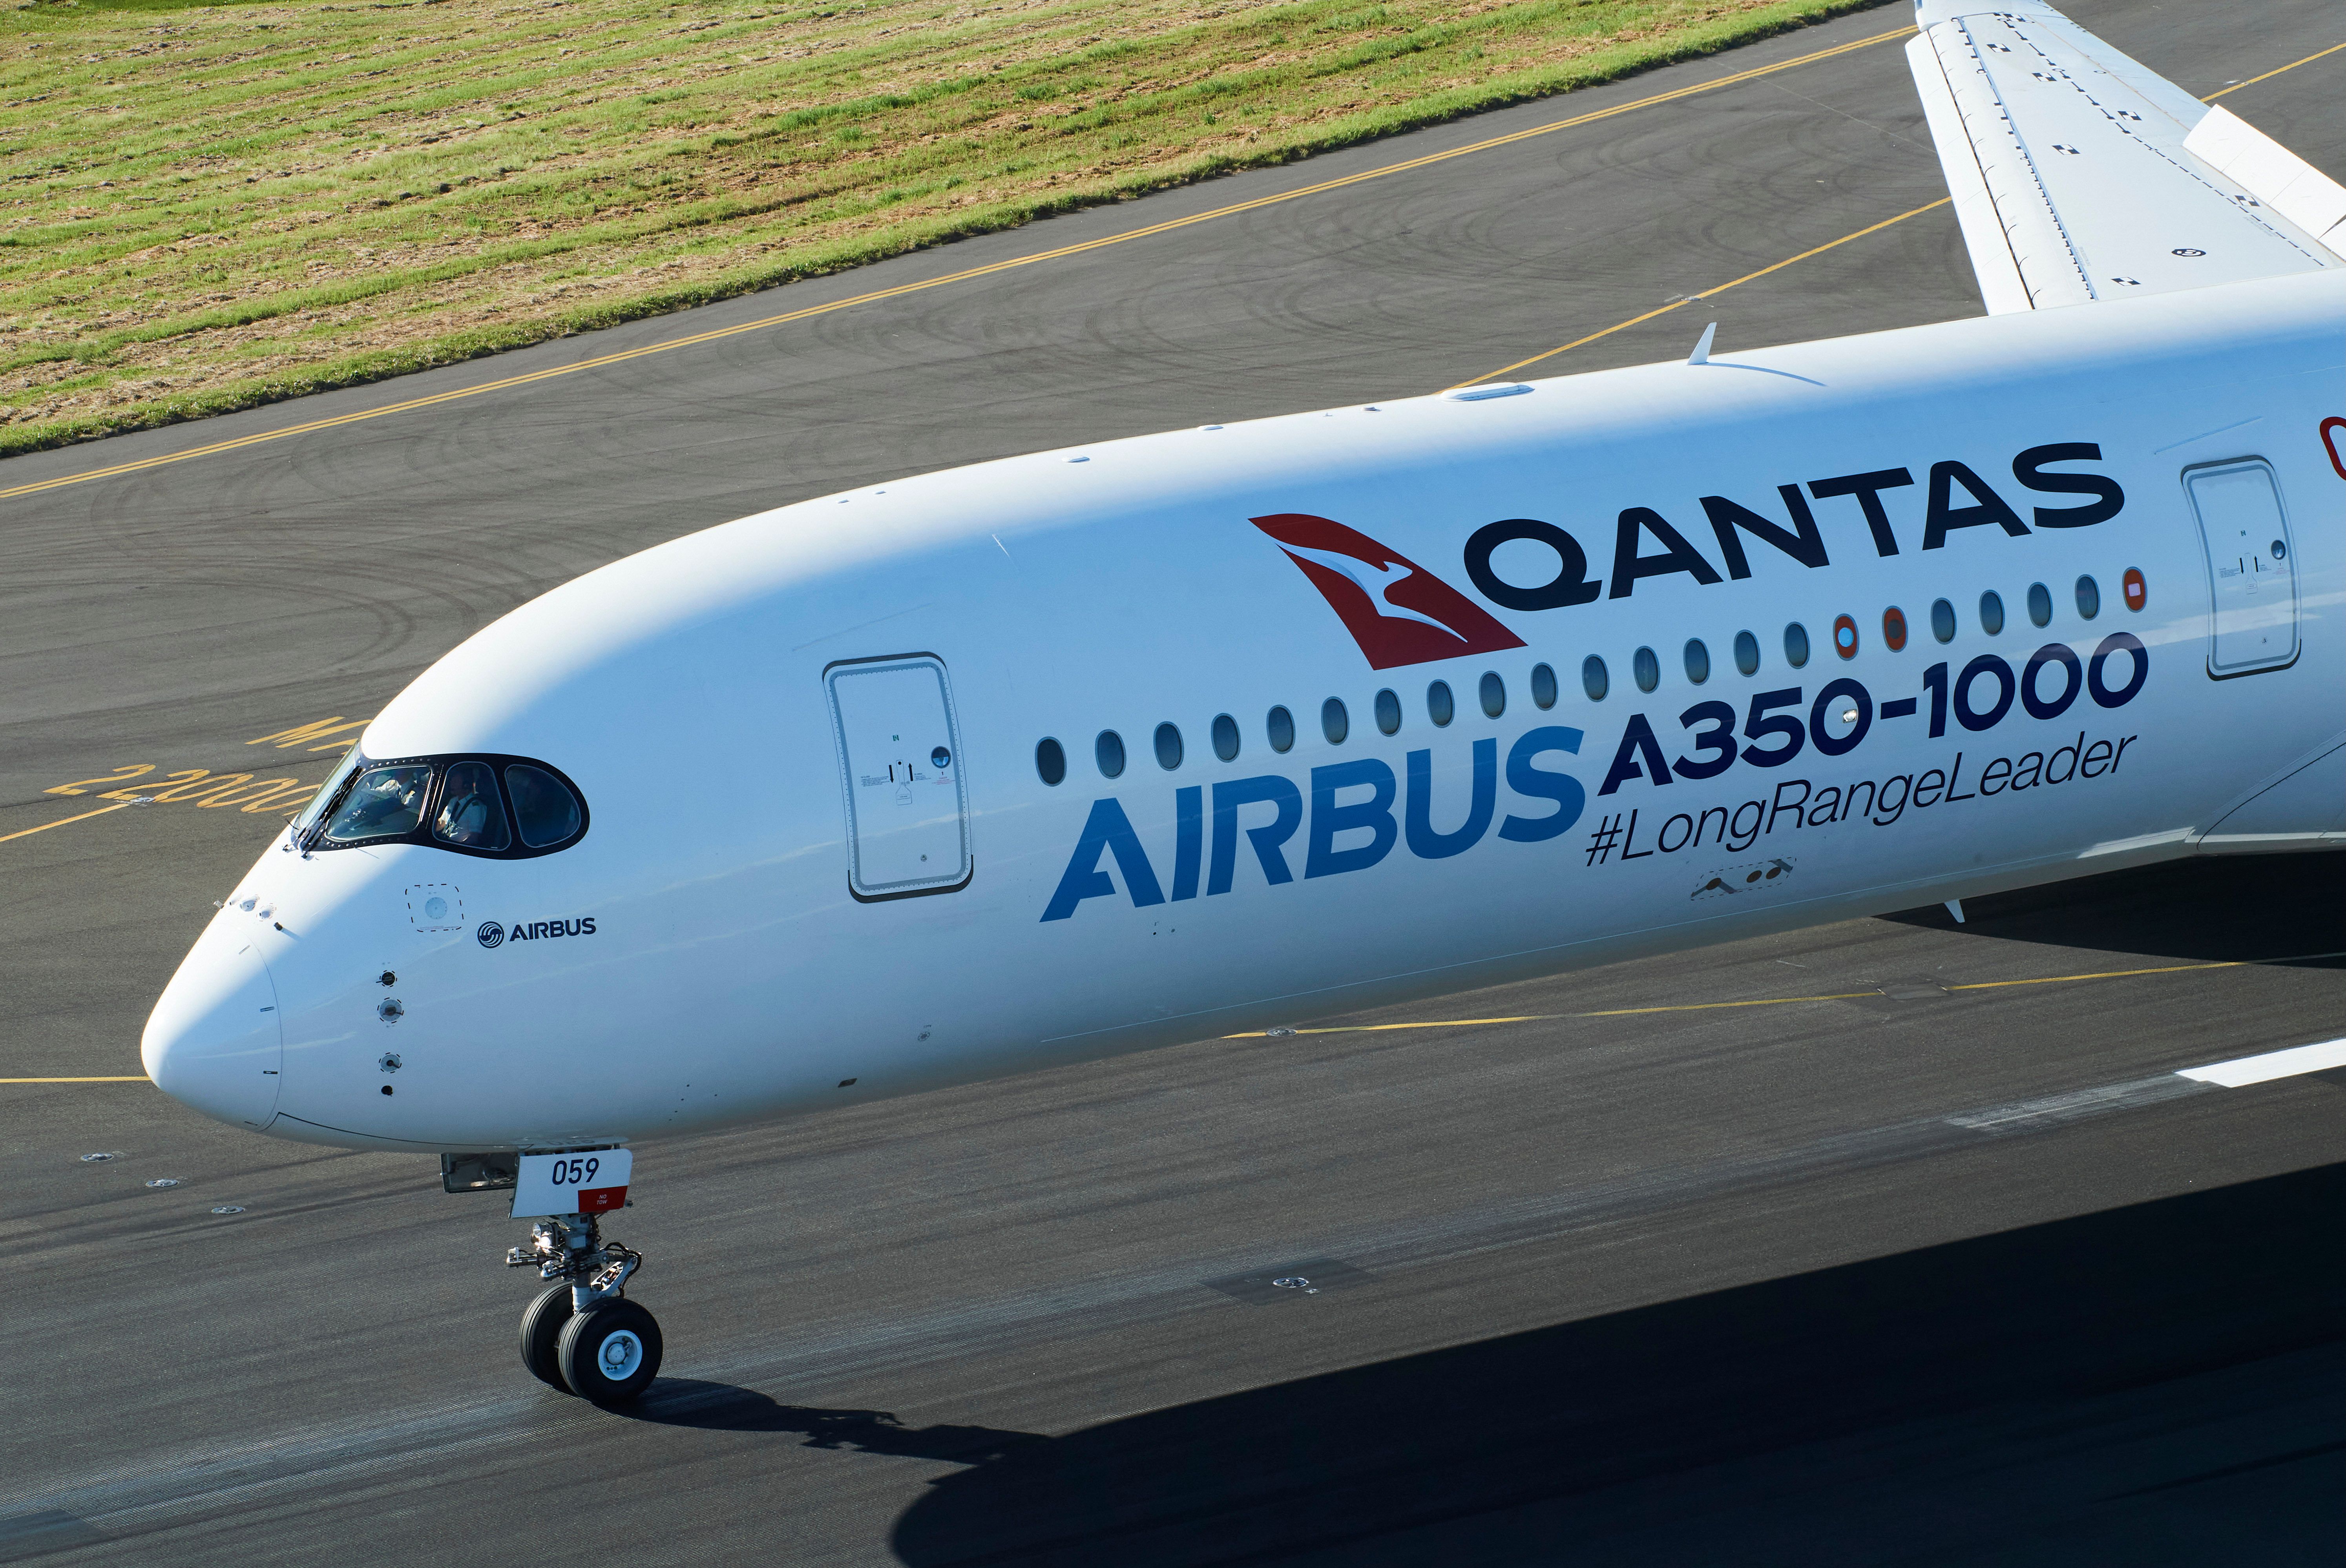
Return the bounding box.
[1252,512,1525,671]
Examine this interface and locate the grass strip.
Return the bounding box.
[2,0,1891,459]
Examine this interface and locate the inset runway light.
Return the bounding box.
[80,1152,117,1163]
[145,1177,181,1189]
[212,1206,245,1216]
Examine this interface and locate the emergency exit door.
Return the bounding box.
[2185,458,2299,677]
[825,654,971,900]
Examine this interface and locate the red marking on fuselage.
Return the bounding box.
[1251,512,1524,670]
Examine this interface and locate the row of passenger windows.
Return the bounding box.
[1033,570,2147,783]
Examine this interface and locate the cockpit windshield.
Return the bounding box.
[323,764,433,843]
[296,750,588,858]
[293,746,366,838]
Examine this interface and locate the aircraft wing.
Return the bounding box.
[1906,1,2346,314]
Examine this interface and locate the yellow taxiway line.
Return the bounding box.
[1451,41,2346,385]
[0,24,1921,506]
[1224,951,2346,1036]
[0,801,139,846]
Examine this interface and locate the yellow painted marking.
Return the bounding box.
[2203,39,2346,99]
[0,25,1921,504]
[1225,951,2346,1036]
[0,1077,150,1084]
[247,717,370,750]
[0,802,138,844]
[1456,39,2346,384]
[1455,199,1953,386]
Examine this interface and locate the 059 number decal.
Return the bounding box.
[1599,633,2147,795]
[548,1156,601,1186]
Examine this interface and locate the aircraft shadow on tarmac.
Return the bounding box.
[1884,850,2346,966]
[621,1383,1045,1468]
[875,1165,2346,1567]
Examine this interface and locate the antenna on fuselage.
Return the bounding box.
[1687,322,1717,366]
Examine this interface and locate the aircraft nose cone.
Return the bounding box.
[143,927,284,1130]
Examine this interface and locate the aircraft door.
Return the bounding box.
[825,654,972,900]
[2185,459,2299,677]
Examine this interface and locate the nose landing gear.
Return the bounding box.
[507,1212,661,1403]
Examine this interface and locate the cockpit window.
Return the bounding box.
[506,764,583,849]
[294,746,365,837]
[432,760,512,851]
[323,765,433,843]
[296,751,588,858]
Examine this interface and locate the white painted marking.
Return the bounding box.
[2176,1036,2346,1088]
[510,1148,632,1219]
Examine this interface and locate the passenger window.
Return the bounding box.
[431,760,511,851]
[505,764,583,848]
[1882,606,1908,652]
[325,764,431,843]
[1211,714,1240,763]
[1980,590,2006,635]
[1426,680,1455,727]
[1633,646,1660,693]
[2075,575,2100,619]
[1267,706,1295,753]
[1683,639,1710,685]
[1833,614,1859,659]
[1733,631,1760,677]
[1783,623,1810,669]
[1374,688,1402,736]
[1930,599,1957,643]
[1322,697,1349,745]
[1582,655,1609,701]
[1479,672,1505,718]
[1530,663,1557,709]
[2027,582,2053,628]
[1154,723,1183,770]
[1035,737,1066,786]
[1095,731,1125,779]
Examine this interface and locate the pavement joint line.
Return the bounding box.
[0,23,1921,505]
[1223,949,2346,1036]
[1453,39,2346,386]
[0,1077,150,1084]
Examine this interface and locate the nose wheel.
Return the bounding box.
[559,1299,664,1402]
[508,1212,658,1404]
[518,1284,573,1390]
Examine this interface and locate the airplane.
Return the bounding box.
[142,0,2346,1404]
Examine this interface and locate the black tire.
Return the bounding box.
[518,1285,575,1391]
[558,1298,663,1405]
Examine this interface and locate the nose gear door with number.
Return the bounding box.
[825,654,972,900]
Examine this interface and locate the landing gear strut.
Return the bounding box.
[507,1212,661,1403]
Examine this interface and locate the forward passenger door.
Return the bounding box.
[825,654,972,900]
[2185,459,2299,677]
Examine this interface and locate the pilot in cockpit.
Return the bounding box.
[432,761,507,849]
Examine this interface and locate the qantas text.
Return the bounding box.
[1462,442,2123,609]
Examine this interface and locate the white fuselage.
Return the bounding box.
[145,269,2346,1153]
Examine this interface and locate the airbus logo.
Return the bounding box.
[1252,512,1526,670]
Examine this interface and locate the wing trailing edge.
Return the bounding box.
[1905,1,2344,314]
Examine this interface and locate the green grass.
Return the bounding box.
[1,0,1888,458]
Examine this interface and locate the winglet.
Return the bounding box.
[1687,322,1717,366]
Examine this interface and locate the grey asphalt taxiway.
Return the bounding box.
[5,2,2344,1562]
